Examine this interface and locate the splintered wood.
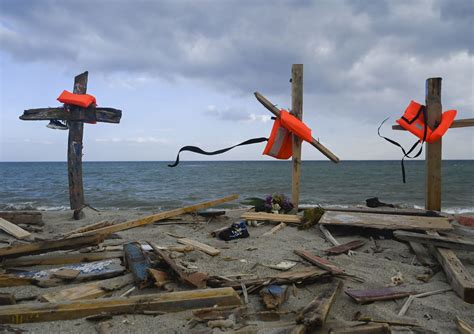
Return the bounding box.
[0,218,31,240]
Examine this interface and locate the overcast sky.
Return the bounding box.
[1,0,472,162]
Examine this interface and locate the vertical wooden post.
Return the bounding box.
[68,72,87,219]
[425,78,442,211]
[291,64,303,209]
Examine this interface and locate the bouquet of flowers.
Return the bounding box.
[242,193,294,214]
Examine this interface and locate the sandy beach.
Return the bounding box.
[0,206,472,333]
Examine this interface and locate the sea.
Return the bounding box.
[0,160,473,214]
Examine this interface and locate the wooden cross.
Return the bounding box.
[392,77,474,211]
[255,64,339,209]
[19,71,122,219]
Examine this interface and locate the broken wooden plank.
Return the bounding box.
[2,251,123,267]
[0,234,105,259]
[123,242,151,289]
[69,194,238,238]
[296,280,342,330]
[0,287,241,324]
[0,218,31,240]
[324,240,365,255]
[329,323,391,334]
[260,285,288,310]
[41,274,134,303]
[0,211,43,225]
[262,223,286,236]
[294,250,344,274]
[397,288,451,316]
[427,231,474,303]
[0,293,15,305]
[345,287,415,304]
[319,211,452,231]
[177,238,220,256]
[52,269,80,280]
[64,220,112,237]
[0,274,34,287]
[323,206,443,217]
[408,242,437,267]
[149,242,208,289]
[455,316,474,334]
[20,106,122,123]
[241,212,301,224]
[394,230,474,251]
[148,269,169,288]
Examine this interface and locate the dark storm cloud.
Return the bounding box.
[1,0,472,121]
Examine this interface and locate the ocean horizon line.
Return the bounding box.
[2,159,473,163]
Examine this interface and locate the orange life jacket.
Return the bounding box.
[263,109,312,159]
[57,90,97,108]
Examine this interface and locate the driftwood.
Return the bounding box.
[2,251,123,267]
[0,218,31,240]
[398,288,452,316]
[294,250,344,274]
[324,240,366,255]
[177,238,220,256]
[345,287,415,304]
[241,212,301,224]
[394,230,474,251]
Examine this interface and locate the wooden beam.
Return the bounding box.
[241,212,301,224]
[177,238,220,256]
[254,91,340,163]
[68,72,87,217]
[63,220,112,237]
[0,287,241,324]
[0,274,34,287]
[322,206,443,217]
[291,64,304,208]
[2,251,123,267]
[392,118,474,130]
[0,218,31,240]
[427,231,474,303]
[70,194,238,238]
[0,234,105,259]
[319,211,452,231]
[425,77,442,211]
[20,107,122,123]
[394,230,474,251]
[0,211,43,225]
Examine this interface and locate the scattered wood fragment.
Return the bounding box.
[294,250,344,274]
[260,285,288,309]
[123,242,151,289]
[427,231,474,303]
[64,220,112,238]
[394,230,474,251]
[52,269,80,280]
[148,268,169,288]
[346,287,415,304]
[296,280,342,331]
[150,245,194,253]
[323,206,443,217]
[397,288,452,316]
[329,323,391,334]
[262,223,286,236]
[149,242,208,289]
[0,218,31,240]
[408,242,437,267]
[0,293,15,305]
[0,287,241,324]
[177,238,220,256]
[0,274,34,287]
[192,305,245,322]
[71,195,238,238]
[241,212,301,224]
[320,211,452,231]
[324,240,366,255]
[241,282,249,304]
[40,274,134,303]
[455,316,474,334]
[2,251,124,267]
[0,211,43,225]
[0,234,105,259]
[197,210,226,218]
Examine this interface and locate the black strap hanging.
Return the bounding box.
[168,137,268,167]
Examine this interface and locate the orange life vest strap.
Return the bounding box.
[57,90,97,108]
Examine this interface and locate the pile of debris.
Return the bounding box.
[0,194,473,333]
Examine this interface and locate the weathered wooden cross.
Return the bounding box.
[255,64,340,209]
[19,71,122,219]
[392,77,474,211]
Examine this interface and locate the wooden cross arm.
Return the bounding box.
[392,118,474,130]
[20,107,122,124]
[254,92,340,163]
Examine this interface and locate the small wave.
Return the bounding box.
[443,207,474,214]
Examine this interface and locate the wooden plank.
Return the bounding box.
[296,280,342,330]
[20,107,122,123]
[319,211,452,231]
[262,223,286,236]
[254,91,339,163]
[0,234,105,259]
[68,71,87,217]
[408,242,437,267]
[241,212,301,224]
[394,230,474,251]
[0,293,15,305]
[455,316,474,334]
[41,274,134,303]
[323,206,443,217]
[64,221,112,237]
[427,231,474,303]
[330,323,391,334]
[2,251,123,267]
[0,287,241,324]
[425,77,442,211]
[324,240,365,255]
[294,250,344,274]
[123,242,151,289]
[0,274,34,287]
[291,64,303,209]
[0,218,31,240]
[0,211,43,225]
[177,238,220,256]
[70,194,238,238]
[392,118,474,130]
[345,287,415,304]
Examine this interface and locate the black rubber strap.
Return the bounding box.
[168,137,268,167]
